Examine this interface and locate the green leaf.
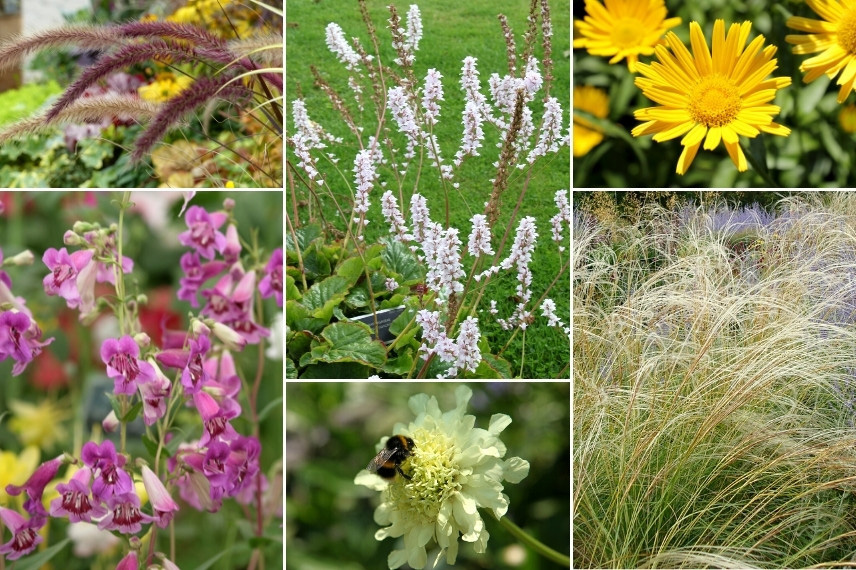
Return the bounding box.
[285,274,301,301]
[299,362,372,378]
[309,322,387,369]
[286,357,298,379]
[380,294,406,309]
[286,222,322,253]
[388,306,420,351]
[382,239,423,283]
[77,137,115,170]
[344,284,370,309]
[106,392,122,419]
[336,256,364,285]
[302,242,332,281]
[301,275,350,322]
[15,538,71,570]
[381,350,413,376]
[122,401,143,423]
[287,329,317,361]
[259,397,283,422]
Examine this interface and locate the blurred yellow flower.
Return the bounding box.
[0,447,39,505]
[139,72,194,103]
[786,0,856,103]
[632,20,791,174]
[573,85,609,157]
[574,0,681,72]
[9,400,69,449]
[841,104,856,132]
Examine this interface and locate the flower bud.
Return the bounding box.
[5,250,34,266]
[102,410,119,433]
[210,321,247,352]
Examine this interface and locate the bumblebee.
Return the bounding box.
[367,435,415,480]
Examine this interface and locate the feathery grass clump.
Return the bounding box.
[574,196,856,568]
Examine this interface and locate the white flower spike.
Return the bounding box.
[355,385,530,569]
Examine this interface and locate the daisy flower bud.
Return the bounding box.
[354,386,530,569]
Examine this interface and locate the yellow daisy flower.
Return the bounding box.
[573,0,681,72]
[840,103,856,131]
[139,72,194,103]
[573,85,610,157]
[631,20,792,175]
[786,0,856,103]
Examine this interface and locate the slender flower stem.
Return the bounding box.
[488,509,570,567]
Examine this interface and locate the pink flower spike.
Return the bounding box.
[42,247,94,308]
[101,335,156,395]
[0,507,43,560]
[223,224,241,263]
[115,550,138,570]
[178,206,228,260]
[141,466,179,528]
[5,455,63,520]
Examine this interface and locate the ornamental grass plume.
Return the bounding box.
[573,0,681,72]
[354,386,530,569]
[632,20,791,175]
[575,196,856,568]
[786,0,856,103]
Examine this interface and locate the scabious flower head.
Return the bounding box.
[632,20,792,175]
[573,0,681,72]
[178,205,228,260]
[786,0,856,103]
[354,386,529,569]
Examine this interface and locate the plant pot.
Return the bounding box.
[350,306,406,342]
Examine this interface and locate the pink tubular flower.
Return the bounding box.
[141,466,179,528]
[0,311,52,376]
[98,491,153,534]
[101,335,156,395]
[5,455,63,520]
[259,248,283,306]
[225,436,261,496]
[42,247,94,308]
[222,224,241,263]
[0,507,43,560]
[82,440,134,502]
[178,206,228,260]
[177,251,228,307]
[115,551,139,570]
[139,357,172,425]
[180,334,211,395]
[193,391,238,446]
[50,468,108,523]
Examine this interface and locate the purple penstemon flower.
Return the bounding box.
[202,441,232,501]
[42,247,94,308]
[49,468,108,523]
[177,251,228,308]
[0,311,53,376]
[225,435,261,496]
[98,490,154,534]
[5,455,63,521]
[258,248,283,306]
[181,333,211,395]
[101,335,156,395]
[178,205,228,260]
[82,440,134,502]
[139,357,172,426]
[0,507,43,560]
[141,465,179,528]
[193,391,238,446]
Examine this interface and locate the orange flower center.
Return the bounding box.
[688,74,741,127]
[610,17,645,49]
[838,8,856,54]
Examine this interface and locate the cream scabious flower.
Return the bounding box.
[354,385,530,569]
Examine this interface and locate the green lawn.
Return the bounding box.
[285,0,570,378]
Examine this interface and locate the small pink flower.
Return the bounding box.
[101,335,156,395]
[98,491,154,534]
[115,550,138,570]
[42,247,94,308]
[0,507,43,560]
[141,466,179,529]
[5,455,63,520]
[50,468,108,523]
[139,358,172,426]
[178,206,228,260]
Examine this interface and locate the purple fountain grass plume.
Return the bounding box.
[0,95,162,145]
[0,25,125,73]
[44,39,207,123]
[132,74,253,162]
[116,21,227,52]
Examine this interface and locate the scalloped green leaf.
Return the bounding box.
[345,284,370,309]
[286,358,297,379]
[286,222,322,253]
[382,239,423,284]
[285,300,309,329]
[381,350,414,376]
[285,274,301,301]
[388,306,420,351]
[309,322,387,369]
[301,275,350,322]
[302,242,332,281]
[336,256,365,285]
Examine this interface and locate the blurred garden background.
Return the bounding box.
[0,0,282,188]
[573,0,856,187]
[285,382,569,569]
[0,191,283,569]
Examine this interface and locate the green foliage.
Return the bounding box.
[0,81,62,126]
